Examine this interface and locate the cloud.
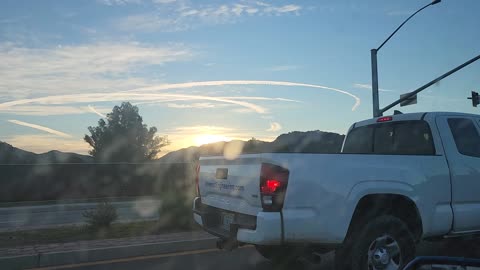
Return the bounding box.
[7,120,72,138]
[127,80,360,111]
[152,0,176,3]
[0,80,359,117]
[116,2,303,32]
[116,14,179,32]
[353,83,395,93]
[0,105,88,116]
[174,126,234,132]
[0,92,270,114]
[98,0,142,5]
[2,134,88,154]
[265,4,301,13]
[0,42,191,97]
[87,105,107,118]
[267,122,282,132]
[166,102,217,109]
[268,65,300,72]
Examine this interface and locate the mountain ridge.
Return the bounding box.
[0,130,345,164]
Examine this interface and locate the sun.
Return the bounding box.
[194,134,231,146]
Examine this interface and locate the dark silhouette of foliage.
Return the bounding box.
[82,202,118,229]
[84,102,169,162]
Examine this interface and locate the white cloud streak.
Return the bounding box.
[174,126,234,132]
[0,93,269,114]
[152,0,176,3]
[0,106,87,116]
[87,105,107,118]
[353,83,395,93]
[0,42,191,96]
[0,80,360,116]
[116,2,302,32]
[127,80,361,111]
[166,102,217,109]
[98,0,142,5]
[267,122,282,132]
[7,120,72,138]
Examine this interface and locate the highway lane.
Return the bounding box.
[29,240,480,270]
[0,198,161,231]
[30,247,312,270]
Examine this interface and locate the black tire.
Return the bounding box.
[335,215,415,270]
[255,245,302,269]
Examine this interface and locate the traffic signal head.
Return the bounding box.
[469,91,479,107]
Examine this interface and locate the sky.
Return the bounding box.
[0,0,479,156]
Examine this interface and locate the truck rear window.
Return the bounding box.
[343,120,435,155]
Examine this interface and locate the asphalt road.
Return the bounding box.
[29,240,480,270]
[31,247,307,270]
[0,198,160,231]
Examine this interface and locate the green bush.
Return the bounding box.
[83,202,118,229]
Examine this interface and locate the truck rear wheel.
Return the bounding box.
[335,215,415,270]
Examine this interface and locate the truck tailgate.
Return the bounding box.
[199,157,263,216]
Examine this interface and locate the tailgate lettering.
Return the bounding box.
[205,181,245,191]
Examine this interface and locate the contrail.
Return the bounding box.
[0,80,360,112]
[87,105,107,118]
[0,93,268,114]
[125,80,361,111]
[7,120,72,137]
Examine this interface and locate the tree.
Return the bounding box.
[84,102,169,162]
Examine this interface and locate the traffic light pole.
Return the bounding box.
[371,49,380,117]
[371,1,441,117]
[380,53,480,115]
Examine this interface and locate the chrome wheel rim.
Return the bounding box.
[367,234,402,270]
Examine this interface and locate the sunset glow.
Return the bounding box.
[193,134,231,146]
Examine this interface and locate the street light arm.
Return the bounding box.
[377,2,433,51]
[380,53,480,114]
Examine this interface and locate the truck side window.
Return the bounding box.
[392,121,435,155]
[448,118,480,158]
[343,126,373,154]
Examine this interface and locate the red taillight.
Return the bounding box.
[260,163,289,212]
[261,179,282,194]
[377,116,393,122]
[195,164,200,196]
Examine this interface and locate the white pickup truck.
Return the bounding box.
[193,112,480,270]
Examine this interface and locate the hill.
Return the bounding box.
[1,130,345,165]
[158,130,345,163]
[0,141,93,164]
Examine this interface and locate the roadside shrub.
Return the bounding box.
[83,202,118,229]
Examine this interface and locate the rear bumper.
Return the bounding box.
[236,211,282,245]
[193,197,282,245]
